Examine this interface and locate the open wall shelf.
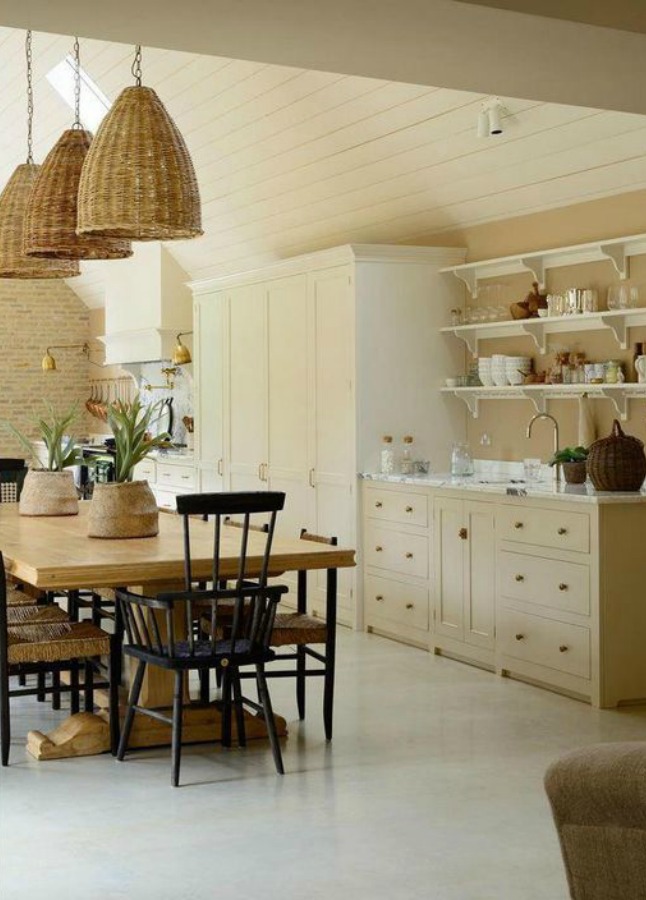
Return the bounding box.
[439,233,646,299]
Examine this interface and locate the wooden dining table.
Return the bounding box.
[0,503,355,759]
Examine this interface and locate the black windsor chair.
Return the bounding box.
[116,491,288,787]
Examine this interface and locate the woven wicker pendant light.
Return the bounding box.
[24,39,132,260]
[0,32,79,279]
[77,45,202,241]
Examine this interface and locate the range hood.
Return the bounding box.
[100,243,192,365]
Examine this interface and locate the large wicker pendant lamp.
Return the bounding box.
[77,45,202,241]
[24,39,132,261]
[0,32,79,279]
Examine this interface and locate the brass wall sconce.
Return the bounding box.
[172,331,193,366]
[42,342,91,372]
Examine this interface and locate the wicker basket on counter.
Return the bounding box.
[586,420,646,492]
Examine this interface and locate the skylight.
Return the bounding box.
[46,56,111,133]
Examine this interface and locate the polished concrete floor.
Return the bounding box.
[2,630,646,900]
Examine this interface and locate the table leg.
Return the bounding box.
[323,566,337,742]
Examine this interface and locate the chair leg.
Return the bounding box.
[256,664,284,775]
[232,671,246,748]
[109,637,120,756]
[70,664,80,714]
[199,667,210,704]
[0,664,10,767]
[51,670,61,710]
[221,668,232,749]
[18,673,26,687]
[171,670,184,788]
[84,660,94,712]
[91,593,101,628]
[323,567,337,742]
[36,671,46,702]
[296,646,306,720]
[117,660,145,761]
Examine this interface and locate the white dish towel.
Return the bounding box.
[578,393,597,448]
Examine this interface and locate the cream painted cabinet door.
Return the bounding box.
[434,496,465,640]
[266,275,312,537]
[463,501,495,650]
[308,266,356,624]
[227,284,268,492]
[194,294,224,492]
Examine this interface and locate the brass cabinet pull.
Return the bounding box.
[557,527,568,535]
[375,546,383,552]
[405,552,414,559]
[375,500,383,508]
[217,458,223,476]
[558,583,568,591]
[375,595,384,602]
[406,603,414,610]
[458,527,468,540]
[405,505,413,513]
[514,521,523,530]
[515,633,525,641]
[258,463,264,481]
[559,645,569,653]
[309,468,316,488]
[515,574,524,582]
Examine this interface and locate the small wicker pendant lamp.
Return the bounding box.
[24,39,132,261]
[77,45,202,241]
[0,32,79,279]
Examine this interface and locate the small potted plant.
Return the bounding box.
[88,395,171,538]
[4,402,80,516]
[549,446,589,485]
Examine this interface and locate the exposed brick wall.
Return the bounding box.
[0,279,91,460]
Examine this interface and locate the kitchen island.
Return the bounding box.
[361,473,646,707]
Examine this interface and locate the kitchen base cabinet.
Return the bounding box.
[133,456,196,512]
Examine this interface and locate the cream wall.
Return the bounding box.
[418,188,646,463]
[0,279,91,459]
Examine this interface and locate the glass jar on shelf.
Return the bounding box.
[380,435,395,474]
[400,435,414,475]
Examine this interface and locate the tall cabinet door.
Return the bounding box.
[434,496,465,640]
[227,284,268,492]
[308,266,356,625]
[463,501,495,650]
[194,293,225,492]
[266,275,312,538]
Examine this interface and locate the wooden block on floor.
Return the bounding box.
[26,712,110,760]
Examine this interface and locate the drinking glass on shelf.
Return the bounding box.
[523,458,542,483]
[629,286,640,308]
[496,304,508,321]
[607,286,619,311]
[582,289,598,314]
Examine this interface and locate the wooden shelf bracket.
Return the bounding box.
[520,255,546,289]
[520,388,547,414]
[519,320,547,354]
[452,268,478,298]
[600,242,629,281]
[452,389,480,418]
[599,313,629,349]
[599,387,629,421]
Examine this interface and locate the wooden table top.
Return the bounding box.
[0,503,355,590]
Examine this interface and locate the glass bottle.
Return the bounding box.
[380,435,395,474]
[400,435,414,475]
[451,442,474,477]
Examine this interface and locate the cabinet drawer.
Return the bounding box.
[498,607,590,680]
[156,462,196,490]
[153,489,179,512]
[498,505,590,554]
[364,574,429,631]
[499,551,590,616]
[133,459,156,482]
[366,489,428,527]
[364,525,429,578]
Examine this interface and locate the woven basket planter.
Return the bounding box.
[19,470,79,517]
[587,420,646,492]
[0,164,79,279]
[562,461,587,485]
[77,86,202,241]
[88,481,159,539]
[24,129,132,260]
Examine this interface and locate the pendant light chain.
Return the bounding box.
[25,30,34,164]
[73,37,82,129]
[131,45,143,86]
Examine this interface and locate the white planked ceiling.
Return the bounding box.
[1,26,646,306]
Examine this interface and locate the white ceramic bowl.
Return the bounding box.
[479,374,495,386]
[492,371,509,386]
[507,371,525,386]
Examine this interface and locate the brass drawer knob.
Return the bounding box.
[515,574,524,582]
[406,603,414,610]
[557,527,568,535]
[458,527,468,540]
[375,546,383,552]
[515,633,525,641]
[558,583,568,592]
[405,505,413,513]
[559,645,569,653]
[405,552,414,559]
[375,501,383,508]
[375,595,384,602]
[514,521,523,529]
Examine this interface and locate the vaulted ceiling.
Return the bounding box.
[1,25,646,307]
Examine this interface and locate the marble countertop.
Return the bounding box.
[359,472,646,504]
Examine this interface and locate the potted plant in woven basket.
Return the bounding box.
[3,402,80,516]
[88,395,170,539]
[549,446,589,485]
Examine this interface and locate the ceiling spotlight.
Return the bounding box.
[477,98,506,138]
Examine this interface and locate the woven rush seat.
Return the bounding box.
[271,613,327,647]
[7,584,37,607]
[7,604,69,627]
[7,621,111,665]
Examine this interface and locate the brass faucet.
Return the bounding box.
[526,413,561,483]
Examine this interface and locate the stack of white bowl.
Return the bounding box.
[505,356,532,385]
[491,354,508,386]
[478,357,493,386]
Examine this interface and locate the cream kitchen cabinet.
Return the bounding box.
[433,494,496,668]
[133,455,196,511]
[193,293,224,494]
[191,244,467,627]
